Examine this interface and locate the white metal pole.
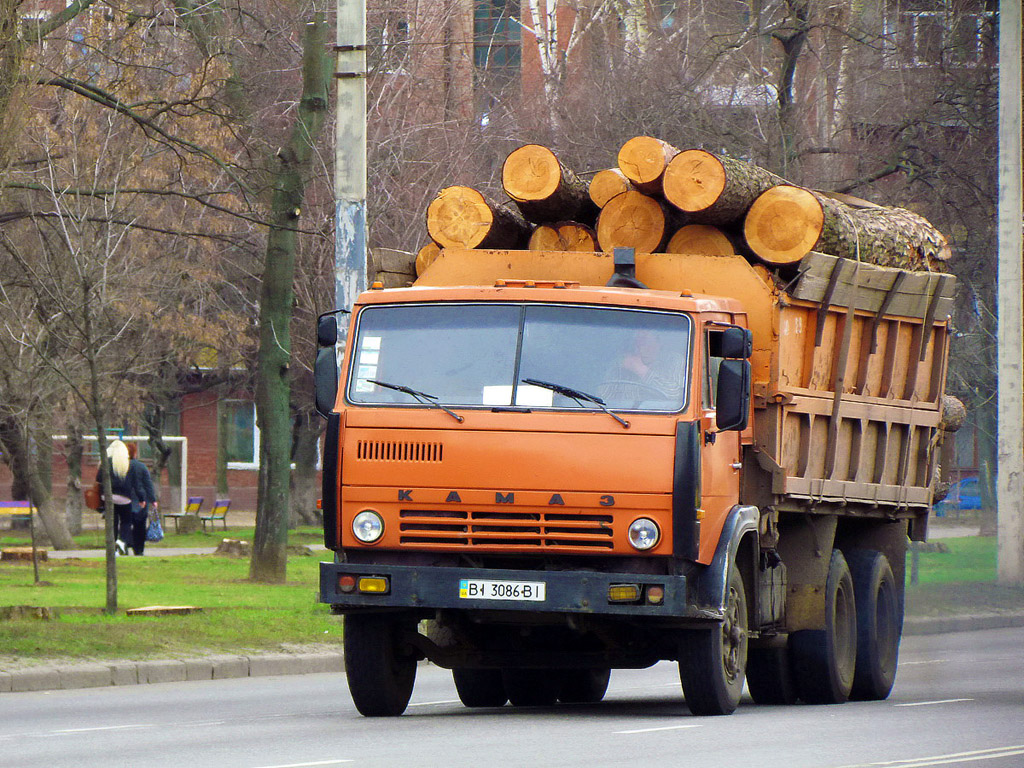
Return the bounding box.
[335,0,368,332]
[997,0,1024,584]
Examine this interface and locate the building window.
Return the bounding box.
[224,400,259,468]
[475,0,521,79]
[885,3,994,68]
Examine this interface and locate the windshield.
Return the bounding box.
[348,302,691,412]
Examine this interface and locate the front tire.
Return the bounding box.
[453,668,508,708]
[678,563,748,715]
[789,549,857,704]
[344,614,417,717]
[847,549,901,701]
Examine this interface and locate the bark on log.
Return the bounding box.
[743,185,951,270]
[589,168,634,208]
[665,224,737,256]
[663,149,785,225]
[415,242,441,276]
[617,136,679,195]
[528,222,598,252]
[501,144,598,226]
[597,190,677,253]
[426,186,531,249]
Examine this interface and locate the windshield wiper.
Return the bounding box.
[369,379,464,423]
[521,378,630,429]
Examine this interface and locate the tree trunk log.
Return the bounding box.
[597,190,677,253]
[617,136,679,195]
[663,149,785,225]
[528,222,598,252]
[426,186,531,249]
[743,185,951,269]
[665,224,737,255]
[589,168,634,208]
[415,241,441,276]
[501,144,598,225]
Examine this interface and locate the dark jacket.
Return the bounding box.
[97,462,152,516]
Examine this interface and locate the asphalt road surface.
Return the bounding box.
[2,627,1022,768]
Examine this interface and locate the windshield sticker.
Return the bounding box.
[359,350,379,365]
[362,335,382,351]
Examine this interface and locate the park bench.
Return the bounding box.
[164,496,203,534]
[0,500,34,530]
[200,499,231,532]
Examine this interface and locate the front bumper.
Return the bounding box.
[319,561,719,620]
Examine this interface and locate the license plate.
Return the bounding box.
[459,579,546,602]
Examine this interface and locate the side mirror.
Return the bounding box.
[318,314,338,347]
[314,310,348,418]
[715,359,750,431]
[716,326,753,359]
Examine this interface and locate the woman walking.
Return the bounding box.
[97,439,143,555]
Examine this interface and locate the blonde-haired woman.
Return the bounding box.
[96,439,144,555]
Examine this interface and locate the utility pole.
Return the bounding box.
[997,0,1024,584]
[335,0,368,326]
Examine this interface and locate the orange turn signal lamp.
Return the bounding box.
[338,575,390,595]
[608,583,665,605]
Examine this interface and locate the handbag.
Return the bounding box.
[84,481,102,511]
[146,514,164,542]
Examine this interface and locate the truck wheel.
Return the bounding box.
[558,668,611,704]
[502,669,561,707]
[452,669,508,708]
[678,563,748,715]
[344,614,417,717]
[745,645,797,705]
[847,549,900,701]
[789,549,857,704]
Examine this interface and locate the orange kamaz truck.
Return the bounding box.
[315,247,954,717]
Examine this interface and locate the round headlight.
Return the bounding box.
[628,518,660,551]
[352,510,384,544]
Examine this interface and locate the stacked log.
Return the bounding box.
[413,138,949,278]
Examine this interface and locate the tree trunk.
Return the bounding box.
[665,224,737,256]
[29,419,74,549]
[617,136,679,195]
[250,15,332,583]
[143,403,174,502]
[743,185,951,269]
[289,411,322,528]
[426,186,531,249]
[216,387,230,497]
[501,144,597,226]
[589,168,634,209]
[596,190,677,253]
[528,222,598,252]
[64,425,84,535]
[663,149,785,225]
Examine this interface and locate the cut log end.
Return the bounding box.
[663,149,727,213]
[415,242,441,276]
[502,144,562,202]
[597,190,667,254]
[743,185,824,265]
[426,186,494,248]
[528,222,598,252]
[617,136,678,190]
[589,168,633,208]
[666,224,736,256]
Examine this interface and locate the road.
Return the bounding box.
[2,627,1021,768]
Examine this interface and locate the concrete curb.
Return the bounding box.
[1,651,344,694]
[4,613,1024,694]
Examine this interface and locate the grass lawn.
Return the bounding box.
[0,523,325,551]
[0,552,340,665]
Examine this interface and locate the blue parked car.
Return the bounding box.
[934,477,982,516]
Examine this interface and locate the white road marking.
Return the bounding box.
[249,761,353,768]
[900,660,950,666]
[407,699,461,707]
[893,698,974,707]
[833,745,1024,767]
[615,724,702,734]
[51,724,156,734]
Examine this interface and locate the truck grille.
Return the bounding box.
[355,440,443,463]
[398,508,614,550]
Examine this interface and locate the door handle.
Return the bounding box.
[730,462,742,470]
